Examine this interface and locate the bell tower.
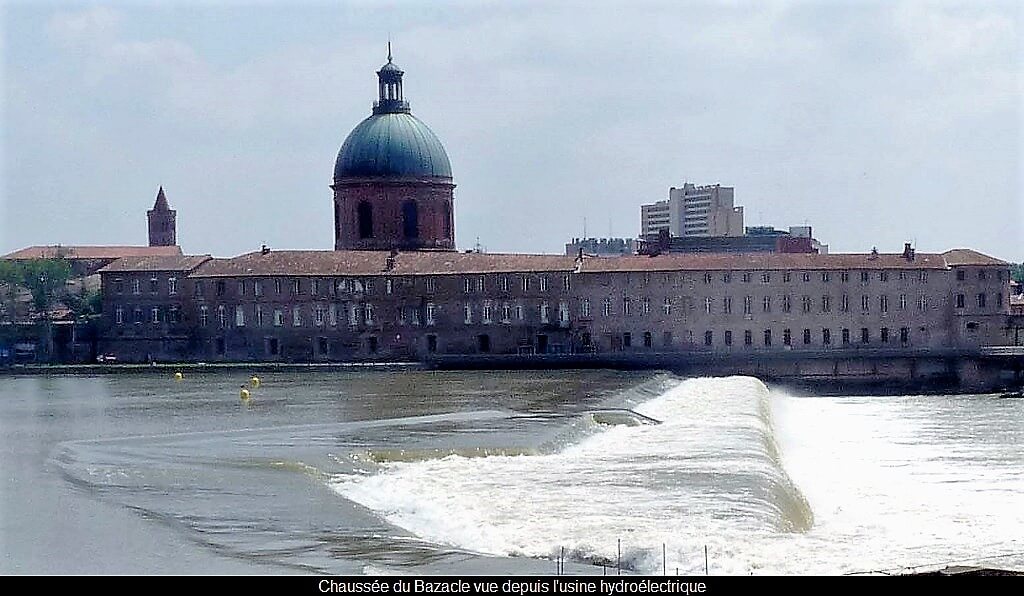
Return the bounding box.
[147,186,177,247]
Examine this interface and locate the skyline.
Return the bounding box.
[2,1,1021,261]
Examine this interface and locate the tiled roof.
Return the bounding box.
[97,255,211,273]
[940,249,1009,266]
[190,250,577,277]
[576,252,956,272]
[3,245,182,260]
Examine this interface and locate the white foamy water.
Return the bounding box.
[331,377,1024,575]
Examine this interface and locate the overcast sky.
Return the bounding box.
[2,0,1021,261]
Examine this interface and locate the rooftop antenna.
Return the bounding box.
[583,216,588,240]
[387,37,392,62]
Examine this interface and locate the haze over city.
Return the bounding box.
[2,0,1021,261]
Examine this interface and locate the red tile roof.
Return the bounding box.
[940,249,1009,266]
[97,255,211,273]
[2,245,182,260]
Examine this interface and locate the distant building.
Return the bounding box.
[564,238,637,257]
[641,183,744,238]
[638,225,826,256]
[147,186,177,247]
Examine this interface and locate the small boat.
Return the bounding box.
[997,391,1023,399]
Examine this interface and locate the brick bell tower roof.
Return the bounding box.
[333,47,452,181]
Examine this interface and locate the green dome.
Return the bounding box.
[334,112,452,180]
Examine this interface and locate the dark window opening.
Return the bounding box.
[443,202,452,239]
[318,337,328,355]
[764,329,772,346]
[704,331,713,346]
[478,334,490,353]
[367,336,378,354]
[267,338,279,356]
[643,331,653,347]
[402,200,419,239]
[427,334,438,353]
[215,337,225,355]
[538,334,549,353]
[621,333,631,348]
[744,330,752,346]
[582,332,592,347]
[358,201,374,239]
[724,330,732,346]
[803,329,811,345]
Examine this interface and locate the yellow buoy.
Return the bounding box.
[250,376,261,388]
[240,386,251,400]
[174,372,183,381]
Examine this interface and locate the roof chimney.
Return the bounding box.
[261,244,270,255]
[902,242,915,261]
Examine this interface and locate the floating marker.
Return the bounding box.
[240,386,251,400]
[250,376,261,388]
[174,372,183,381]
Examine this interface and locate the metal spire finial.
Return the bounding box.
[387,39,392,62]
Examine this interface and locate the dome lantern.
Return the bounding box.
[374,42,410,115]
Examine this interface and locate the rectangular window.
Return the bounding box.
[881,327,889,343]
[822,328,831,345]
[563,275,571,292]
[312,279,320,296]
[840,271,849,283]
[273,309,283,327]
[623,332,632,348]
[348,304,359,326]
[822,272,830,283]
[899,271,907,281]
[880,271,889,282]
[426,278,436,293]
[200,306,209,327]
[292,306,302,327]
[501,276,509,292]
[539,276,548,292]
[503,303,512,322]
[365,279,374,294]
[861,295,870,312]
[642,297,650,315]
[978,270,987,280]
[115,306,124,324]
[292,279,301,294]
[861,271,870,283]
[956,270,965,281]
[762,273,770,284]
[977,293,986,308]
[704,331,713,346]
[522,276,530,292]
[705,297,713,314]
[899,294,907,310]
[235,306,245,327]
[841,294,849,312]
[114,278,124,294]
[134,308,143,324]
[821,295,830,313]
[216,280,226,296]
[238,280,246,296]
[920,271,928,283]
[723,296,733,314]
[900,327,909,343]
[168,277,177,295]
[580,298,591,317]
[275,279,282,295]
[515,304,524,320]
[149,278,159,293]
[426,303,436,326]
[623,297,631,316]
[132,279,140,294]
[218,306,226,328]
[464,303,473,324]
[802,272,810,283]
[540,302,550,323]
[254,280,262,297]
[783,328,792,346]
[704,273,713,284]
[783,272,791,283]
[603,298,612,317]
[723,273,732,283]
[955,294,965,309]
[842,328,850,345]
[764,329,772,346]
[329,303,338,327]
[742,272,752,283]
[255,305,264,327]
[398,305,407,326]
[315,305,325,326]
[365,303,374,325]
[801,295,812,313]
[743,296,752,315]
[880,295,888,313]
[663,298,671,315]
[782,295,791,313]
[744,330,752,346]
[724,330,733,346]
[861,327,869,343]
[483,300,493,324]
[151,307,160,324]
[997,293,1003,307]
[803,328,811,345]
[763,296,771,312]
[477,277,485,292]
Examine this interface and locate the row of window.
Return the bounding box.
[955,293,1004,309]
[614,327,913,348]
[697,270,931,285]
[114,306,181,325]
[594,293,935,316]
[113,277,177,295]
[956,269,1007,282]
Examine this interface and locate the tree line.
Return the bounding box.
[0,259,101,323]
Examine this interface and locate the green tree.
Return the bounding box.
[1012,263,1024,284]
[0,260,20,323]
[19,259,72,315]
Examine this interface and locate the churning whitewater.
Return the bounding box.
[330,376,1024,575]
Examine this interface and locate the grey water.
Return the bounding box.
[1,370,1022,575]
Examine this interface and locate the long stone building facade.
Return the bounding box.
[94,50,1019,390]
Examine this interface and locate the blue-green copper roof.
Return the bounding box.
[334,112,452,180]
